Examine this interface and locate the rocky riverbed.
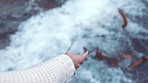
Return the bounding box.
[0,0,148,83]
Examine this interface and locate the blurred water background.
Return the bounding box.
[0,0,148,83]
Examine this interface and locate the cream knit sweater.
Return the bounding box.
[0,54,75,83]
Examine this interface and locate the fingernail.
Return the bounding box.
[83,51,89,56]
[85,51,89,54]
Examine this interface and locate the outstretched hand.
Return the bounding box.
[65,51,89,69]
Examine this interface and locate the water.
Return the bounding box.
[0,0,147,83]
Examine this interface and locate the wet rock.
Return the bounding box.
[0,0,28,16]
[0,0,64,49]
[0,0,30,49]
[36,0,61,10]
[0,0,28,33]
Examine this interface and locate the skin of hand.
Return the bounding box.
[65,51,89,69]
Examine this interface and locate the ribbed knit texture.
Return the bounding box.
[0,54,75,83]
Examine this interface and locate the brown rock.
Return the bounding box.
[36,0,59,10]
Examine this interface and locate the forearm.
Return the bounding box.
[0,54,75,83]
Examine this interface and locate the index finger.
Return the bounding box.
[79,51,89,63]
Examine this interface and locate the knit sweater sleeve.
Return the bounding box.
[0,54,75,83]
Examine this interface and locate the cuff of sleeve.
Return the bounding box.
[55,54,75,82]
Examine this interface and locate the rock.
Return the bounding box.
[36,0,60,10]
[0,0,65,49]
[0,0,30,49]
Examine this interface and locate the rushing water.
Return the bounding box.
[0,0,148,83]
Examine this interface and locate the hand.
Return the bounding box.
[65,51,89,69]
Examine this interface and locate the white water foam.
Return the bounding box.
[0,0,147,83]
